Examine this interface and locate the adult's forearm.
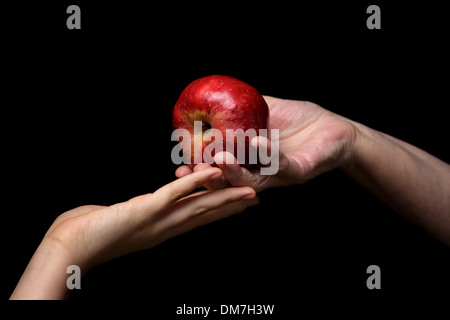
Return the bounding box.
[343,122,450,246]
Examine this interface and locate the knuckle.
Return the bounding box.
[193,206,208,216]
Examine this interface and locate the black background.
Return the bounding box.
[3,0,450,316]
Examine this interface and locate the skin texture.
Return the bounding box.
[177,96,450,246]
[10,168,259,300]
[176,96,358,192]
[11,95,450,300]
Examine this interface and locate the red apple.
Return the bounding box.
[172,75,269,168]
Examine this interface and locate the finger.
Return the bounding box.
[153,168,223,210]
[187,196,259,229]
[175,165,193,178]
[158,197,260,243]
[159,186,256,230]
[193,163,212,171]
[194,163,230,190]
[214,151,258,187]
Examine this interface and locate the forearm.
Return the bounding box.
[343,122,450,246]
[10,239,76,300]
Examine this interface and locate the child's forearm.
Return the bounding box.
[10,238,74,300]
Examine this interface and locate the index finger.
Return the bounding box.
[152,167,223,209]
[175,165,193,178]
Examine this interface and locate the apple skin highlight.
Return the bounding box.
[172,75,269,167]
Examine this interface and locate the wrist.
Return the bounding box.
[334,118,365,172]
[340,119,374,171]
[41,235,91,273]
[43,215,98,273]
[340,119,391,186]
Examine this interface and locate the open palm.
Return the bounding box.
[176,96,357,192]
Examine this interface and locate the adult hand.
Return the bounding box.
[175,96,357,192]
[176,96,450,247]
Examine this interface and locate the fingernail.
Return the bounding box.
[242,192,256,200]
[210,171,222,179]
